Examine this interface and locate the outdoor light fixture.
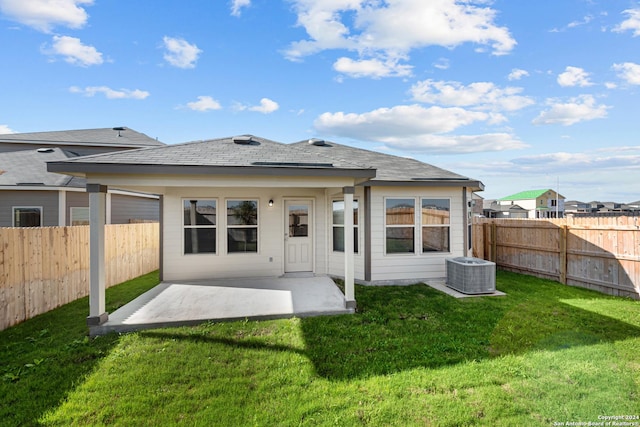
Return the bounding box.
[268,199,274,207]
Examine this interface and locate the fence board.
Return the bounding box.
[0,223,159,331]
[473,218,640,299]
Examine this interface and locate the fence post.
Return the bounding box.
[559,225,568,284]
[490,222,497,263]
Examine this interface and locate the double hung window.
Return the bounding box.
[421,199,450,252]
[183,200,217,254]
[227,200,258,253]
[332,200,358,253]
[385,198,415,254]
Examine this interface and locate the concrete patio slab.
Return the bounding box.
[91,275,352,335]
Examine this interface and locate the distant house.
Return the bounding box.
[0,127,163,227]
[497,189,565,219]
[565,200,640,217]
[482,199,528,218]
[48,135,484,324]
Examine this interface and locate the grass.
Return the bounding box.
[1,271,639,426]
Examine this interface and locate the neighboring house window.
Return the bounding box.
[551,199,557,207]
[183,199,216,254]
[13,207,42,227]
[70,207,90,225]
[227,200,258,253]
[421,199,450,252]
[385,198,415,254]
[332,200,358,253]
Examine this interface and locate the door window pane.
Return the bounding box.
[288,205,309,237]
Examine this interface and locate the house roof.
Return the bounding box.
[0,148,84,188]
[47,135,483,189]
[0,127,164,149]
[290,139,483,189]
[47,135,376,179]
[500,189,564,201]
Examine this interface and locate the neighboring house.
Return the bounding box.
[48,135,484,324]
[497,189,565,219]
[482,199,528,218]
[0,126,163,155]
[0,127,163,227]
[565,200,640,217]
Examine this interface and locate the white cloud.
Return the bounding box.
[315,105,488,137]
[230,0,251,17]
[613,8,640,36]
[613,62,640,85]
[532,95,609,126]
[381,133,527,154]
[284,0,516,73]
[250,98,279,113]
[410,80,534,112]
[235,98,279,114]
[186,96,222,112]
[0,0,92,33]
[0,124,15,134]
[433,58,450,70]
[69,86,150,99]
[557,66,593,87]
[313,104,526,154]
[44,35,103,66]
[333,57,412,78]
[162,36,202,69]
[508,68,529,81]
[567,15,593,29]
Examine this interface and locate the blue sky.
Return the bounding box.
[1,0,639,202]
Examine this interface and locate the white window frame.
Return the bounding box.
[182,199,218,255]
[70,207,90,226]
[332,199,359,253]
[384,197,417,255]
[420,198,451,254]
[12,206,43,227]
[226,199,259,254]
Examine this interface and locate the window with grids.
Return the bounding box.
[332,200,358,253]
[13,207,42,227]
[183,199,216,254]
[421,198,450,252]
[385,198,415,254]
[227,200,258,253]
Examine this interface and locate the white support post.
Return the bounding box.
[58,190,66,226]
[343,186,356,309]
[87,184,108,326]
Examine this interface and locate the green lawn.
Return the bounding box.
[1,271,639,426]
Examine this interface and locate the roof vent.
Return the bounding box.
[232,135,256,145]
[113,127,126,137]
[308,138,326,146]
[37,148,55,153]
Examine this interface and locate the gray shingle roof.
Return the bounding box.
[0,148,84,187]
[48,135,376,179]
[0,127,164,148]
[290,139,474,183]
[47,134,483,189]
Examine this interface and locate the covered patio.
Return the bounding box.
[90,275,352,336]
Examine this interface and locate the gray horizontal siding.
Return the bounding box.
[110,194,159,224]
[0,190,59,227]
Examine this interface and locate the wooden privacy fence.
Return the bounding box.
[473,217,640,299]
[0,222,159,331]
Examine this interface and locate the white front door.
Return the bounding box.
[284,200,313,272]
